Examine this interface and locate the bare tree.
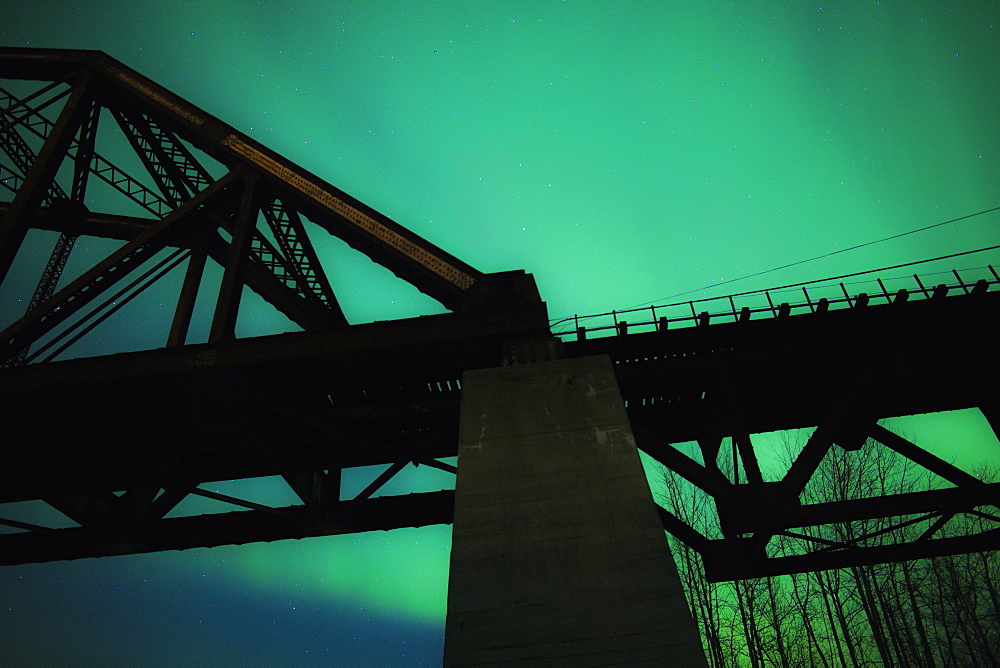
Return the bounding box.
[658,426,1000,666]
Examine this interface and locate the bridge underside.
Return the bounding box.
[1,47,997,582]
[1,289,997,578]
[7,46,1000,668]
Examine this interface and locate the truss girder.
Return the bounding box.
[580,289,1000,580]
[1,292,997,573]
[258,196,342,313]
[24,232,77,317]
[0,85,345,339]
[0,114,79,365]
[1,82,174,216]
[0,120,68,204]
[16,99,102,362]
[0,79,347,332]
[0,170,243,366]
[0,70,92,286]
[0,47,533,313]
[2,47,996,580]
[204,228,347,329]
[0,302,549,506]
[104,104,342,328]
[0,79,71,137]
[0,490,454,566]
[89,152,173,216]
[110,105,213,205]
[0,202,350,331]
[8,101,105,362]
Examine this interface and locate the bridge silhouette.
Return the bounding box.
[2,49,997,664]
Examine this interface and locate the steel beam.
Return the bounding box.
[210,175,257,342]
[2,203,348,330]
[166,246,206,347]
[2,47,998,582]
[0,490,454,565]
[0,302,548,509]
[0,70,92,286]
[701,528,1000,581]
[0,47,537,312]
[781,483,1000,528]
[871,424,1000,507]
[0,170,240,365]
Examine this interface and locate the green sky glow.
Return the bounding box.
[1,1,998,664]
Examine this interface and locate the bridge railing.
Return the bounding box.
[555,265,999,342]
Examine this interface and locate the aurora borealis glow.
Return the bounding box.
[1,1,998,664]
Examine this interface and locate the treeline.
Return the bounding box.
[659,431,1000,667]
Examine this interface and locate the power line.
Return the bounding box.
[682,245,1000,305]
[581,204,1000,318]
[550,243,1000,329]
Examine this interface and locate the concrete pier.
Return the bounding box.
[444,355,706,665]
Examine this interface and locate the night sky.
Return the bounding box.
[2,2,999,665]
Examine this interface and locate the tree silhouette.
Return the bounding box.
[659,425,1000,666]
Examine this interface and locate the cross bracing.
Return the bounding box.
[1,48,998,583]
[0,47,533,365]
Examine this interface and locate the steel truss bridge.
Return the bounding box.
[1,48,998,585]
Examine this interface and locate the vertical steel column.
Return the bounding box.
[70,98,100,202]
[166,247,207,347]
[209,175,258,342]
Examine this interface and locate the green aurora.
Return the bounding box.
[1,1,998,664]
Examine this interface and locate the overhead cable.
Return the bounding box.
[552,205,1000,326]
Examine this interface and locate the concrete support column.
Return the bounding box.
[444,354,705,665]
